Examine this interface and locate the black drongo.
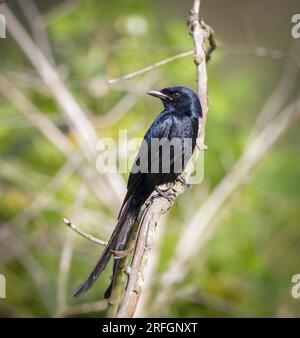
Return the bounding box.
[73,86,202,298]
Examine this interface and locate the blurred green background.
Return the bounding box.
[0,0,300,317]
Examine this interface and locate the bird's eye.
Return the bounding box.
[171,92,181,100]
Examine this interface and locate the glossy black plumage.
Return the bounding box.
[73,86,202,298]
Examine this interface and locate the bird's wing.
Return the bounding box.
[118,113,173,216]
[127,112,173,187]
[143,111,173,142]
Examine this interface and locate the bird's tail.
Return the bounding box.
[73,197,138,298]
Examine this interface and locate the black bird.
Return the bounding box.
[73,86,202,298]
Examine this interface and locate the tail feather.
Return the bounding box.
[103,220,136,299]
[73,198,136,298]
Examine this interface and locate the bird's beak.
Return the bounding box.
[147,90,172,101]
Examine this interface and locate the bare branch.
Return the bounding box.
[189,0,208,122]
[107,44,300,87]
[63,218,107,247]
[134,218,166,317]
[116,197,171,317]
[55,185,88,317]
[107,51,193,84]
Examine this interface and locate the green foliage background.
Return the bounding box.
[0,0,300,317]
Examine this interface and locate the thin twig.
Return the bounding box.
[55,185,88,317]
[107,50,193,84]
[107,45,300,86]
[63,218,107,246]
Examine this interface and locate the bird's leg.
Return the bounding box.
[176,175,190,188]
[154,186,176,203]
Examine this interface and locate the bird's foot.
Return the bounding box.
[176,175,190,188]
[154,186,176,203]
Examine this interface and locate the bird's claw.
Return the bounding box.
[176,175,190,188]
[154,186,175,203]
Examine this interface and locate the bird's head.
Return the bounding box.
[147,86,202,118]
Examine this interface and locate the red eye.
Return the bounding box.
[171,92,181,99]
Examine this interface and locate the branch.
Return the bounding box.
[107,51,193,84]
[107,44,300,86]
[189,0,208,121]
[63,218,107,246]
[134,218,166,317]
[116,194,173,317]
[106,220,142,317]
[55,185,87,317]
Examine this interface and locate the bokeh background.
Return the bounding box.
[0,0,300,317]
